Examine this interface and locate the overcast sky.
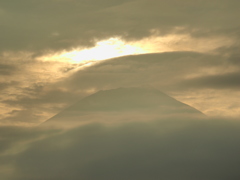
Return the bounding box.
[0,0,240,179]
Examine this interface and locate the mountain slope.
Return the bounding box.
[43,87,204,128]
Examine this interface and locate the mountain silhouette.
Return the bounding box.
[43,87,204,128]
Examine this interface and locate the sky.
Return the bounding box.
[0,0,240,179]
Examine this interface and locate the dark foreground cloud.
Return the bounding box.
[1,116,239,180]
[0,125,59,156]
[0,125,59,179]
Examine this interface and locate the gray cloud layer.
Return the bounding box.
[181,71,240,90]
[1,117,239,180]
[0,0,240,53]
[0,64,17,76]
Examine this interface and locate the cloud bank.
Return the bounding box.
[0,0,240,53]
[1,116,240,180]
[0,88,239,180]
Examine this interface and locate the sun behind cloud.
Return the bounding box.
[38,33,234,67]
[39,38,146,64]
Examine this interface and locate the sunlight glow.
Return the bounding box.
[40,38,146,64]
[65,38,146,63]
[38,34,234,67]
[39,34,232,65]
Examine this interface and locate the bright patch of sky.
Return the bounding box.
[37,34,234,66]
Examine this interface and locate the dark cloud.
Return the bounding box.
[3,86,81,108]
[5,117,240,180]
[180,72,240,90]
[0,0,133,52]
[0,125,59,157]
[215,40,240,65]
[0,81,18,90]
[0,0,239,52]
[0,126,37,154]
[0,64,17,75]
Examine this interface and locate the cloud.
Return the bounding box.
[1,0,240,124]
[0,0,240,53]
[51,52,240,117]
[59,52,214,90]
[1,51,239,125]
[2,116,240,180]
[0,1,239,178]
[54,51,239,95]
[0,125,60,178]
[0,64,17,76]
[0,126,41,155]
[0,51,82,125]
[0,81,19,91]
[0,88,239,180]
[1,86,86,124]
[179,72,240,90]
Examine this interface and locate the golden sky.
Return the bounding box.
[1,0,240,179]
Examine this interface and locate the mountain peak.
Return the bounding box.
[42,87,204,128]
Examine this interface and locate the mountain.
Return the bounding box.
[43,87,204,128]
[16,88,240,180]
